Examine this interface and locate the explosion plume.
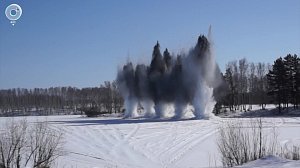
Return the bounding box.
[117,32,222,119]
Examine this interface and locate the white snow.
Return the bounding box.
[0,113,300,168]
[236,155,300,168]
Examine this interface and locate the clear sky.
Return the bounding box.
[0,0,299,89]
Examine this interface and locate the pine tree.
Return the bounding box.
[284,54,296,108]
[282,54,300,109]
[267,57,288,113]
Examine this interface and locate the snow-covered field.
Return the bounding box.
[0,113,300,168]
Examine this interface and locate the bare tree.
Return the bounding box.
[225,61,239,111]
[257,63,267,109]
[25,122,64,168]
[239,58,248,111]
[232,61,240,110]
[0,119,64,168]
[0,119,27,168]
[248,63,256,110]
[217,118,278,167]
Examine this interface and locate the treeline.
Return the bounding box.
[0,81,123,116]
[218,54,300,113]
[1,54,299,116]
[219,59,271,111]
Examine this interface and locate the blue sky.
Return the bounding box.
[0,0,299,89]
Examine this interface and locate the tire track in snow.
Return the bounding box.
[144,121,220,168]
[109,124,140,154]
[136,123,178,167]
[125,120,221,168]
[165,128,218,168]
[105,124,124,141]
[158,122,217,159]
[156,123,192,158]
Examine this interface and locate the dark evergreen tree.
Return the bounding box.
[284,54,295,108]
[294,54,300,108]
[267,57,288,113]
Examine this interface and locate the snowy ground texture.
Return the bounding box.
[236,155,300,168]
[0,107,300,168]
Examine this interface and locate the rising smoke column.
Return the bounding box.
[116,32,222,119]
[117,62,138,118]
[135,64,155,117]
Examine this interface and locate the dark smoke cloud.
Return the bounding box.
[117,34,223,119]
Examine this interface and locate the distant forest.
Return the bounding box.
[0,54,299,116]
[0,81,123,116]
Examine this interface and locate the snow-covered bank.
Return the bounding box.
[236,155,300,168]
[0,115,300,168]
[220,104,300,118]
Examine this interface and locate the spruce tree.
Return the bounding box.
[283,54,299,109]
[267,57,288,113]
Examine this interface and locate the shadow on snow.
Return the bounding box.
[49,117,205,126]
